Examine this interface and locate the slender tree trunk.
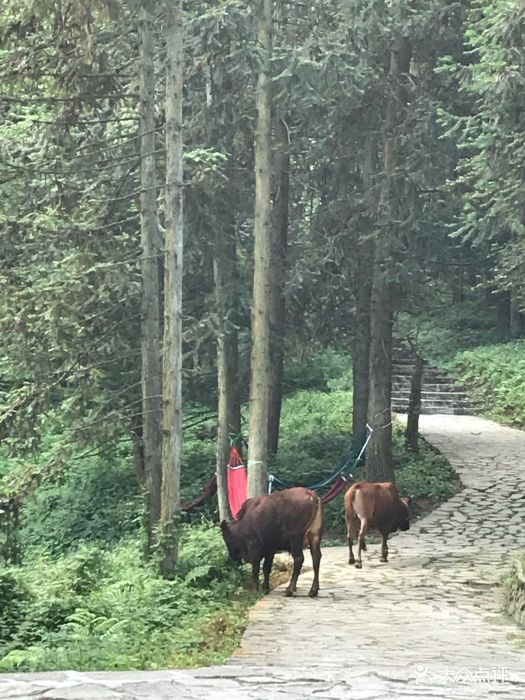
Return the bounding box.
[510,292,523,337]
[247,0,273,498]
[160,0,183,578]
[214,216,241,522]
[352,239,373,452]
[405,354,424,452]
[366,35,411,483]
[131,414,145,486]
[268,116,289,455]
[366,264,394,481]
[139,3,162,544]
[352,142,375,452]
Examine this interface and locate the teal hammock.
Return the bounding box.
[268,424,373,494]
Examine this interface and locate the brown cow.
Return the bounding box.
[221,487,323,597]
[344,481,411,569]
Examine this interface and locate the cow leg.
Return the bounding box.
[380,531,389,562]
[307,532,322,598]
[250,556,261,591]
[262,553,274,593]
[347,519,357,565]
[285,538,304,597]
[355,518,369,569]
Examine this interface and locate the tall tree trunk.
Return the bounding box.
[139,3,162,545]
[214,215,241,522]
[352,142,375,452]
[366,35,411,483]
[510,292,523,337]
[366,264,394,481]
[268,116,289,455]
[160,0,183,578]
[247,0,273,498]
[352,239,373,452]
[131,413,145,486]
[405,354,424,452]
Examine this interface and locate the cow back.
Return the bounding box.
[237,487,321,552]
[345,481,406,532]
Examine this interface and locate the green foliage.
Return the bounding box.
[0,527,253,672]
[19,453,140,556]
[0,572,30,645]
[396,302,504,365]
[283,349,352,393]
[450,341,525,427]
[393,426,458,503]
[504,553,525,629]
[0,401,220,557]
[448,0,525,310]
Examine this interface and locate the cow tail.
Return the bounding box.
[345,485,356,526]
[311,492,324,535]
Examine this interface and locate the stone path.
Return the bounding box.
[2,415,525,699]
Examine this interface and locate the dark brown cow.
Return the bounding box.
[344,481,411,569]
[221,487,323,597]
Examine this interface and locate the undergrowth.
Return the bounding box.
[449,341,525,428]
[0,525,256,671]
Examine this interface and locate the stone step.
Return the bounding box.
[392,366,454,380]
[391,344,477,415]
[391,396,475,407]
[394,396,476,407]
[392,389,471,401]
[394,378,465,389]
[392,392,477,404]
[391,404,475,415]
[395,401,484,413]
[392,373,454,385]
[391,356,418,365]
[393,382,464,393]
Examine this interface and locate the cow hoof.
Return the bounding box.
[355,561,362,570]
[348,558,355,565]
[308,589,319,598]
[284,589,294,597]
[380,557,388,563]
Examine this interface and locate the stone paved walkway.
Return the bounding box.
[2,415,525,699]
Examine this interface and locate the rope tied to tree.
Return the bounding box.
[267,424,373,494]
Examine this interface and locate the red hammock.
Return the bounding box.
[227,444,248,519]
[320,476,348,504]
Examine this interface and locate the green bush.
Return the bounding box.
[0,525,253,672]
[395,301,503,364]
[19,453,140,556]
[449,341,525,427]
[0,572,30,648]
[392,425,458,503]
[283,349,352,393]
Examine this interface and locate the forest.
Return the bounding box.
[1,0,525,672]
